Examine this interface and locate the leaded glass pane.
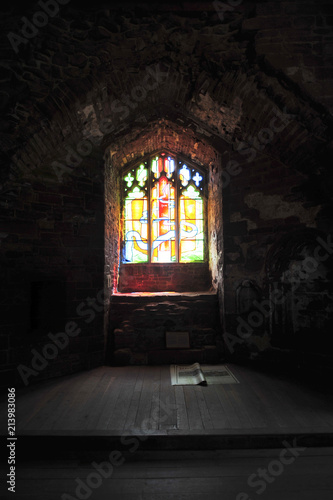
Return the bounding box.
[123,192,148,263]
[122,154,205,263]
[179,185,204,262]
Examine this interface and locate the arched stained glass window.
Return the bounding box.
[122,153,205,263]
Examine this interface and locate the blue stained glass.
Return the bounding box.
[193,172,203,187]
[124,237,148,263]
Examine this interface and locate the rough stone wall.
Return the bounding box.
[0,161,105,387]
[103,152,120,352]
[2,1,332,178]
[1,0,333,383]
[109,293,222,365]
[208,157,224,324]
[243,1,333,114]
[222,145,333,368]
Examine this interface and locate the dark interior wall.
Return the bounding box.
[222,144,333,368]
[265,230,333,369]
[0,158,106,387]
[1,0,333,385]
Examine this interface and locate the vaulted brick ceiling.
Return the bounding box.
[1,0,333,187]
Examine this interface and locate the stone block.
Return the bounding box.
[203,345,220,363]
[113,348,133,366]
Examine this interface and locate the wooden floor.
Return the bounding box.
[2,363,333,435]
[2,448,333,499]
[2,364,333,499]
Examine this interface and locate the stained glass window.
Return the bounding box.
[122,154,205,263]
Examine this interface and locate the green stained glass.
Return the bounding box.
[124,172,134,187]
[182,185,201,199]
[136,164,148,187]
[127,187,145,199]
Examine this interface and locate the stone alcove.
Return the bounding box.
[103,121,225,364]
[104,120,224,296]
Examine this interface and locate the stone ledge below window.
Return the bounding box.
[117,262,211,292]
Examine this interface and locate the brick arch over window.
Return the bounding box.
[108,118,219,170]
[104,122,222,293]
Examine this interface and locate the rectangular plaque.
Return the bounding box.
[166,331,190,349]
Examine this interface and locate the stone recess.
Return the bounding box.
[1,0,333,385]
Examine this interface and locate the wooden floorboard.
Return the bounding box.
[183,386,204,430]
[106,365,139,430]
[174,386,189,430]
[194,385,214,430]
[1,363,333,435]
[17,383,62,431]
[149,365,162,431]
[83,372,116,430]
[159,365,178,431]
[124,365,145,430]
[2,449,333,500]
[246,368,297,429]
[134,366,159,432]
[94,367,126,430]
